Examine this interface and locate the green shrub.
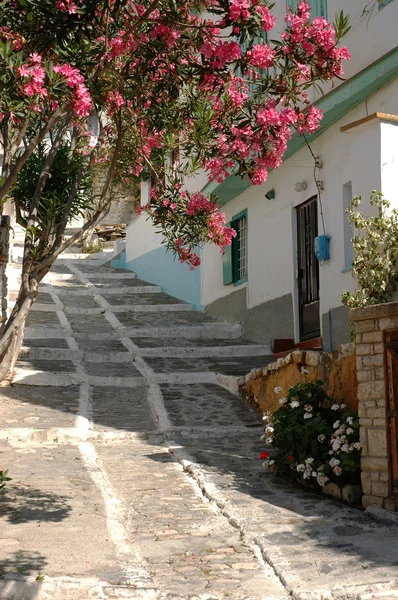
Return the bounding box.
[0,470,11,489]
[261,381,361,488]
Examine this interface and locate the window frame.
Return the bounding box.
[231,209,248,286]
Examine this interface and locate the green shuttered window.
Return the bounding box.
[222,209,247,286]
[378,0,395,8]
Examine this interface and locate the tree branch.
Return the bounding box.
[51,126,105,253]
[37,129,123,271]
[0,107,65,204]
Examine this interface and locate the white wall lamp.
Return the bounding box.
[294,181,307,192]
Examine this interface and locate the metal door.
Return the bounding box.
[297,197,320,340]
[386,332,398,498]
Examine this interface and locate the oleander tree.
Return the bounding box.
[0,0,350,380]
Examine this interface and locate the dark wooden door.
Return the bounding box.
[386,331,398,498]
[297,197,320,340]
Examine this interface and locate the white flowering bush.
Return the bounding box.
[261,381,361,489]
[342,191,398,309]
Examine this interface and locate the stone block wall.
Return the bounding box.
[351,302,398,511]
[240,345,358,416]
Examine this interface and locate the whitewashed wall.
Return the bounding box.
[201,78,398,341]
[125,214,160,262]
[125,0,398,319]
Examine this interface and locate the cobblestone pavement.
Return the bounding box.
[1,252,398,600]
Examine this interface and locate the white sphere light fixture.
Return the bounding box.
[294,181,307,192]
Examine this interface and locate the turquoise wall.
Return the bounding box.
[110,251,126,269]
[125,246,203,309]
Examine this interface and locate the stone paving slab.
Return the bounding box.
[25,311,61,327]
[160,384,261,429]
[0,386,80,429]
[130,337,265,348]
[67,314,116,334]
[15,359,76,373]
[84,362,142,378]
[122,324,242,340]
[77,339,130,353]
[117,312,219,328]
[93,278,157,289]
[0,444,120,579]
[23,339,70,349]
[96,442,287,599]
[74,265,127,273]
[48,264,74,274]
[146,356,273,376]
[170,434,398,599]
[36,293,56,305]
[97,287,162,296]
[61,295,102,309]
[50,278,88,290]
[90,387,157,434]
[107,293,188,306]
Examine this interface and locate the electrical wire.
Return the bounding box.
[303,133,327,237]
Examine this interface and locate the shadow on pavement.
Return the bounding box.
[0,484,73,524]
[0,550,48,575]
[167,435,398,575]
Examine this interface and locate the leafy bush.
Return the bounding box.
[12,142,93,233]
[261,381,361,489]
[0,469,11,489]
[342,191,398,309]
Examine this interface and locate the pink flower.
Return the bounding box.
[304,106,323,134]
[229,0,250,21]
[56,0,78,13]
[248,44,275,69]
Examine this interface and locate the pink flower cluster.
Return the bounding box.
[201,40,242,68]
[174,238,201,270]
[248,43,275,69]
[17,54,47,99]
[208,211,236,252]
[106,90,125,116]
[186,192,214,216]
[229,0,250,21]
[283,1,350,78]
[205,158,235,183]
[56,0,78,14]
[53,63,92,117]
[255,5,276,32]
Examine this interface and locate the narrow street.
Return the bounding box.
[1,252,397,600]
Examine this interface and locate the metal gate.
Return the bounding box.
[386,331,398,498]
[296,197,320,340]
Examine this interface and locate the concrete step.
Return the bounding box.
[30,304,194,314]
[20,342,271,360]
[77,271,136,280]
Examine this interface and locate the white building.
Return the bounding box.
[122,0,398,351]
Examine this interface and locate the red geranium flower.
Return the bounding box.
[260,451,269,460]
[287,455,294,461]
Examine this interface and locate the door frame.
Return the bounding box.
[386,332,398,498]
[296,195,321,341]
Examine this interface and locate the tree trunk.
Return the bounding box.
[0,131,123,383]
[0,272,37,384]
[0,325,25,386]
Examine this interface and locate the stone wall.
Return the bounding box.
[240,345,358,416]
[92,170,138,227]
[351,302,398,511]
